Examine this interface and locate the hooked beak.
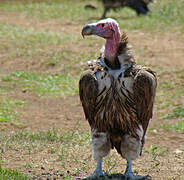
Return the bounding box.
[81,25,95,38]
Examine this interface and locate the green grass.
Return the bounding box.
[0,86,10,95]
[0,23,79,45]
[160,107,184,132]
[0,23,63,44]
[144,144,168,156]
[5,128,90,145]
[120,0,184,31]
[154,67,184,117]
[0,0,183,31]
[2,71,79,97]
[0,22,95,76]
[0,0,102,22]
[45,49,97,73]
[0,23,80,61]
[9,128,64,143]
[166,107,184,119]
[171,120,184,131]
[0,166,29,180]
[176,69,184,78]
[0,98,26,122]
[0,21,96,75]
[0,128,91,177]
[160,120,184,132]
[0,128,90,152]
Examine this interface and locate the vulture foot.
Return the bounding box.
[85,158,104,179]
[124,172,151,180]
[86,171,104,180]
[124,160,151,180]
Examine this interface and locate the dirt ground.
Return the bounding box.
[0,13,184,180]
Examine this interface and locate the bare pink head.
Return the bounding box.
[82,18,121,60]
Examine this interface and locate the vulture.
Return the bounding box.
[99,0,153,19]
[79,18,157,179]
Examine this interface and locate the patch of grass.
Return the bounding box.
[0,128,90,149]
[171,120,184,131]
[62,176,72,180]
[0,166,29,180]
[0,23,80,62]
[160,82,174,90]
[45,49,96,74]
[160,120,184,132]
[0,98,26,122]
[0,85,13,95]
[0,22,94,75]
[0,0,183,31]
[160,106,184,132]
[0,0,102,21]
[166,107,184,119]
[47,146,57,154]
[0,87,6,94]
[9,128,63,143]
[111,0,184,31]
[155,67,184,118]
[176,69,184,78]
[2,71,79,97]
[180,145,184,151]
[144,144,168,156]
[0,23,78,45]
[0,129,91,176]
[46,50,75,67]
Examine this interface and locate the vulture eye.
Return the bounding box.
[101,23,108,28]
[110,28,115,33]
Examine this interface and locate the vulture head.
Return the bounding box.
[82,18,121,61]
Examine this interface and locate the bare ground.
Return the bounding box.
[0,13,183,180]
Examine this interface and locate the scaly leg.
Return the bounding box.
[124,159,151,180]
[87,157,104,179]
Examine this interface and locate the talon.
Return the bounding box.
[124,172,151,180]
[86,173,104,180]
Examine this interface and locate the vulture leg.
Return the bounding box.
[86,130,111,179]
[124,159,151,180]
[87,157,103,179]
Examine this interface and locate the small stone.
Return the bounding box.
[174,149,183,154]
[22,89,27,93]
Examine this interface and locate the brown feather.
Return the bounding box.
[79,70,98,126]
[116,32,135,66]
[79,32,157,156]
[133,67,157,148]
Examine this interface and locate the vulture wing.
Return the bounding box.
[133,68,157,144]
[79,70,98,127]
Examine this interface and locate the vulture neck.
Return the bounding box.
[104,32,135,69]
[105,33,120,64]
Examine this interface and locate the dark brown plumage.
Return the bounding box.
[80,33,156,151]
[79,19,157,179]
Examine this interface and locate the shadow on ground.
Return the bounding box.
[77,173,151,180]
